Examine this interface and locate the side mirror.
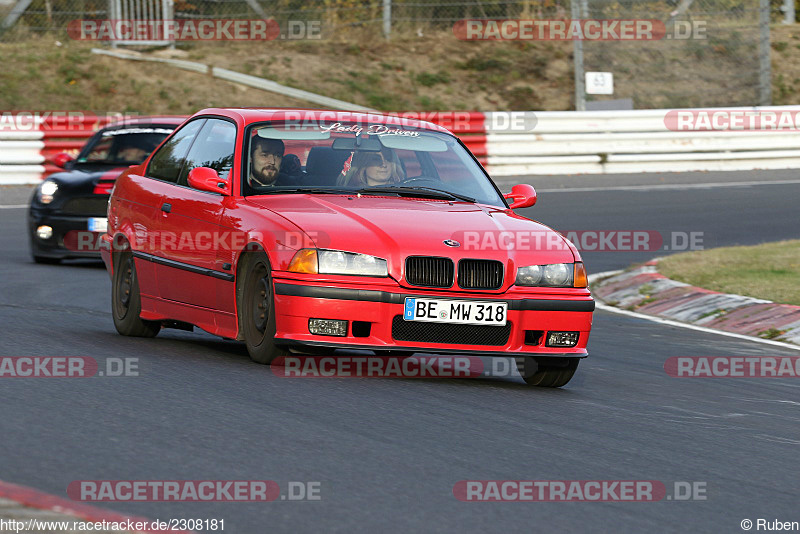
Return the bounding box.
[188,167,229,196]
[504,184,537,209]
[52,152,75,169]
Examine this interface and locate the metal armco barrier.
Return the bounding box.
[0,113,116,184]
[3,107,800,185]
[481,107,800,176]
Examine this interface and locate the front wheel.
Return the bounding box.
[32,254,60,265]
[516,357,579,387]
[111,250,160,337]
[239,252,289,365]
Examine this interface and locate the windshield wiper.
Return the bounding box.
[356,186,475,203]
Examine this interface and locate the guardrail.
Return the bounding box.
[3,107,800,185]
[0,133,94,184]
[481,108,800,176]
[0,113,113,184]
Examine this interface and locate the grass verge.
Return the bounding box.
[3,25,800,113]
[658,240,800,306]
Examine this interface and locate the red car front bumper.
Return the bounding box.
[272,274,593,357]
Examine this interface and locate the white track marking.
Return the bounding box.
[589,270,800,352]
[495,179,800,193]
[0,205,27,209]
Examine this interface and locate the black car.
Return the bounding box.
[28,117,183,263]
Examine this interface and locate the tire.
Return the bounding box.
[33,255,60,265]
[111,250,160,338]
[516,357,579,388]
[238,252,289,365]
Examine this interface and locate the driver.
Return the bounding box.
[338,147,404,187]
[116,138,151,163]
[249,137,287,188]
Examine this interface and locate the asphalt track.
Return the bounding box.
[1,170,799,533]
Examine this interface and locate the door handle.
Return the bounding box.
[161,203,172,213]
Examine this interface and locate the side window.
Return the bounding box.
[147,119,205,183]
[177,119,237,188]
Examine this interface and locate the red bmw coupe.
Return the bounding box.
[101,108,594,387]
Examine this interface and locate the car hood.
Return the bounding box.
[46,166,125,184]
[247,195,576,283]
[39,167,126,199]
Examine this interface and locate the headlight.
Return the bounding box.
[516,262,585,288]
[543,263,570,286]
[288,248,388,277]
[516,264,542,285]
[38,180,58,204]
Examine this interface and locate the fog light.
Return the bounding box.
[36,225,53,240]
[308,318,348,337]
[545,331,579,347]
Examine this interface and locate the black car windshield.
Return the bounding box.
[242,121,505,207]
[77,126,174,165]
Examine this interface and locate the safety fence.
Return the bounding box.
[2,0,786,110]
[3,107,800,184]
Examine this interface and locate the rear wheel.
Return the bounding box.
[516,357,580,388]
[111,250,160,337]
[239,252,289,365]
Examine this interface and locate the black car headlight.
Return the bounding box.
[38,180,58,204]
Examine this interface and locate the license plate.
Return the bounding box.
[88,217,107,233]
[403,297,507,326]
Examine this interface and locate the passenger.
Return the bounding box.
[249,137,287,188]
[338,148,404,187]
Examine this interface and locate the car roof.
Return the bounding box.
[193,108,452,135]
[104,116,185,130]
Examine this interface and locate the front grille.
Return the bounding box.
[405,256,454,288]
[458,259,504,289]
[61,196,108,216]
[391,315,511,346]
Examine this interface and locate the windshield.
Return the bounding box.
[77,126,174,166]
[242,121,505,206]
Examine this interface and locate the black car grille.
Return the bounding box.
[458,259,504,289]
[405,256,454,288]
[391,315,511,346]
[61,196,108,216]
